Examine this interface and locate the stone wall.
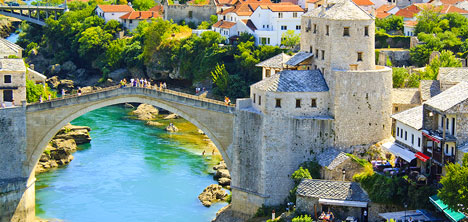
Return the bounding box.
[377,49,411,67]
[230,106,334,214]
[164,3,216,24]
[332,67,393,148]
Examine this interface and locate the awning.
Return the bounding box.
[382,142,416,163]
[422,130,441,143]
[429,195,466,222]
[415,152,430,162]
[319,198,368,208]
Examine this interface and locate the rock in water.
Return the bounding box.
[213,161,227,170]
[146,121,163,127]
[198,184,227,207]
[132,104,159,120]
[164,113,179,119]
[54,124,91,144]
[218,177,231,186]
[165,124,179,132]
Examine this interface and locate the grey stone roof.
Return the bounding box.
[419,80,440,101]
[297,179,370,202]
[285,52,313,66]
[303,0,373,20]
[251,70,329,92]
[255,53,291,69]
[392,88,420,105]
[391,105,423,130]
[326,152,350,170]
[425,81,468,111]
[316,148,342,167]
[438,67,468,84]
[0,58,26,72]
[0,38,22,56]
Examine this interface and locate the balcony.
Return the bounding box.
[422,129,457,143]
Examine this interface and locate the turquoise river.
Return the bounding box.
[35,105,227,221]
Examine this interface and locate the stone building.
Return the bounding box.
[164,0,217,24]
[296,179,370,221]
[229,0,392,216]
[0,38,23,59]
[0,59,27,106]
[391,88,420,113]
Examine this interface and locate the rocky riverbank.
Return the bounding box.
[0,16,17,38]
[35,124,91,174]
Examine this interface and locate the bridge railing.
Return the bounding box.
[27,84,235,107]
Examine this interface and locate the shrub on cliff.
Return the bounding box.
[291,215,313,222]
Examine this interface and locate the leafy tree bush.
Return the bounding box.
[291,167,312,184]
[132,0,156,10]
[376,16,404,33]
[292,215,313,222]
[438,153,468,211]
[281,30,300,49]
[26,79,57,103]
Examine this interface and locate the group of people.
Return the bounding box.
[201,149,216,156]
[195,87,206,94]
[319,211,335,222]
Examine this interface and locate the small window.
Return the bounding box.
[265,69,271,78]
[314,65,317,69]
[411,134,414,145]
[279,12,283,18]
[3,90,13,102]
[321,67,324,74]
[445,144,448,154]
[296,99,301,108]
[343,27,350,36]
[400,129,403,137]
[311,98,317,107]
[188,11,193,18]
[446,118,449,130]
[418,138,421,147]
[281,25,287,30]
[364,26,369,36]
[405,131,407,140]
[315,49,319,58]
[357,52,363,61]
[313,24,317,33]
[129,20,133,24]
[397,127,399,137]
[293,12,298,18]
[326,25,329,35]
[4,75,11,83]
[259,95,261,105]
[253,93,256,103]
[275,98,281,108]
[309,46,312,53]
[296,25,301,30]
[321,50,325,60]
[395,107,399,112]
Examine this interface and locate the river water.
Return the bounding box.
[35,105,227,221]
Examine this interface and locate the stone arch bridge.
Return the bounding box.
[0,86,239,221]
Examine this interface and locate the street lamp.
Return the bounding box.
[342,168,346,181]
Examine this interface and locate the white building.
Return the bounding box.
[213,2,304,45]
[120,11,161,31]
[96,5,134,23]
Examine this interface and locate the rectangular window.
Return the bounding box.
[275,98,281,108]
[400,129,403,137]
[411,134,414,145]
[296,99,301,108]
[4,75,11,83]
[281,25,287,30]
[321,67,324,74]
[397,127,399,137]
[311,98,317,107]
[314,65,317,69]
[326,25,329,35]
[446,118,449,130]
[259,95,261,105]
[265,69,271,78]
[188,11,193,18]
[343,27,350,36]
[3,90,13,102]
[418,138,421,147]
[309,46,312,53]
[364,26,369,36]
[357,52,363,61]
[278,12,283,18]
[405,131,407,140]
[452,118,455,135]
[313,24,317,33]
[296,25,301,30]
[293,12,297,18]
[315,49,319,58]
[253,93,256,103]
[445,144,448,154]
[321,50,325,60]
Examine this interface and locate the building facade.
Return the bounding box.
[0,59,26,106]
[95,5,134,23]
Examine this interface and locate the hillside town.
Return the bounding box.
[1,0,468,220]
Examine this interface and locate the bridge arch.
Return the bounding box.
[26,88,234,179]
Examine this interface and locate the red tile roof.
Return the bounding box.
[241,19,257,30]
[213,20,237,28]
[352,0,374,6]
[376,4,396,18]
[429,0,464,5]
[149,5,164,13]
[120,11,161,19]
[395,4,420,18]
[264,4,304,12]
[404,20,418,27]
[415,3,468,13]
[97,4,134,13]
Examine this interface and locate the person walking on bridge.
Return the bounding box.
[224,96,231,105]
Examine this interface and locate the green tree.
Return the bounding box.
[291,167,312,184]
[415,8,443,35]
[422,50,462,80]
[211,63,229,95]
[78,26,113,60]
[438,153,468,211]
[392,67,408,88]
[376,15,404,32]
[132,0,156,10]
[281,30,300,49]
[26,79,57,103]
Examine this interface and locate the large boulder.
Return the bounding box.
[54,124,91,144]
[164,113,180,119]
[109,68,129,81]
[46,76,60,89]
[57,79,74,92]
[146,121,164,127]
[132,104,159,120]
[198,184,227,207]
[215,169,230,179]
[218,177,231,186]
[165,124,179,132]
[213,161,227,171]
[62,61,77,73]
[49,64,61,75]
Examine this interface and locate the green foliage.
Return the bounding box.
[211,64,229,95]
[132,0,156,10]
[197,15,218,29]
[345,153,370,167]
[438,153,468,211]
[291,167,312,185]
[266,218,282,222]
[281,30,300,49]
[386,57,392,67]
[226,193,232,204]
[299,160,321,179]
[291,215,313,222]
[255,204,285,217]
[375,31,410,48]
[26,79,57,103]
[419,50,462,80]
[376,15,404,33]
